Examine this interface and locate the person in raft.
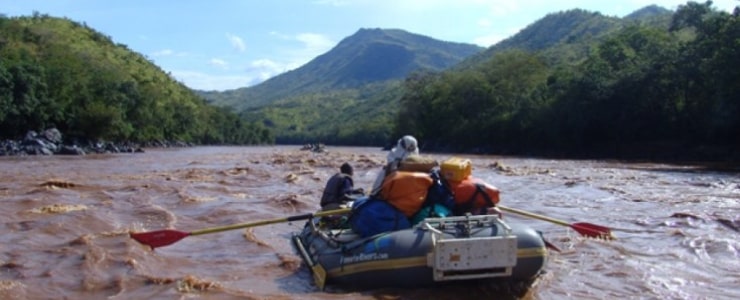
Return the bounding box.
[320,162,364,210]
[370,135,420,195]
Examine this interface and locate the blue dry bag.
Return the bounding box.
[349,196,411,238]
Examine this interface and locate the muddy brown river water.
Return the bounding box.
[1,146,738,299]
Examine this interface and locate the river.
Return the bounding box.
[1,146,738,299]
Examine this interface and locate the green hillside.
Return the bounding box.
[459,7,673,68]
[202,28,483,145]
[201,28,483,111]
[0,13,272,144]
[395,1,739,160]
[241,80,403,145]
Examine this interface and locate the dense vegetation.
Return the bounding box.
[0,13,273,145]
[456,6,674,73]
[241,81,403,146]
[395,1,739,159]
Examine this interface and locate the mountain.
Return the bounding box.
[202,28,484,111]
[497,9,620,52]
[457,9,622,68]
[458,6,673,68]
[624,4,672,20]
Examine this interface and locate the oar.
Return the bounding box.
[130,207,352,249]
[498,205,614,240]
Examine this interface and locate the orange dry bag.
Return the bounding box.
[380,171,434,217]
[449,176,500,215]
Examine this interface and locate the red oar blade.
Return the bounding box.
[130,229,191,249]
[572,222,615,240]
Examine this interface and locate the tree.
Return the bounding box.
[0,62,12,125]
[671,1,739,144]
[3,63,50,137]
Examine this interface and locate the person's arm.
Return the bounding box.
[342,177,364,196]
[370,163,391,196]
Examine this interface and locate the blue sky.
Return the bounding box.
[1,0,737,91]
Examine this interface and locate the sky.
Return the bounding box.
[1,0,738,91]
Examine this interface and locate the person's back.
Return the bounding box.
[320,162,361,210]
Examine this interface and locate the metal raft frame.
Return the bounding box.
[421,214,518,281]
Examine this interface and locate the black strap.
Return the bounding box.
[456,183,494,214]
[473,183,495,207]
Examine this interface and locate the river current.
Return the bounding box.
[1,146,738,299]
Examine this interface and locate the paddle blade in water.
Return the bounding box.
[572,222,615,240]
[130,229,191,249]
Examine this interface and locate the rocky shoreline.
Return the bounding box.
[0,128,191,156]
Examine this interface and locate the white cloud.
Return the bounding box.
[251,59,280,70]
[473,25,521,47]
[477,18,492,28]
[168,32,336,91]
[484,1,522,17]
[295,33,335,53]
[171,70,257,91]
[209,58,229,69]
[151,49,174,56]
[172,59,288,91]
[473,34,505,47]
[226,33,246,52]
[248,59,284,78]
[150,49,189,57]
[269,31,334,50]
[269,31,289,39]
[264,31,336,70]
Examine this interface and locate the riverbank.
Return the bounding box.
[0,128,192,156]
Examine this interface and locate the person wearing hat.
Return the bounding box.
[370,135,420,195]
[386,135,419,163]
[320,162,364,210]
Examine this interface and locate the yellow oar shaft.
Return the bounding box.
[191,207,351,236]
[499,205,571,227]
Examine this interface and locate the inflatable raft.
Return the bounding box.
[292,212,548,290]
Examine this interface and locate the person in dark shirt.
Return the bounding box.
[320,162,363,210]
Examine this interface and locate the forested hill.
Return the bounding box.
[201,28,484,111]
[0,13,272,145]
[458,7,673,68]
[396,1,739,161]
[624,4,673,20]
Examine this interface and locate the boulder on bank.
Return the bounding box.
[0,128,146,156]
